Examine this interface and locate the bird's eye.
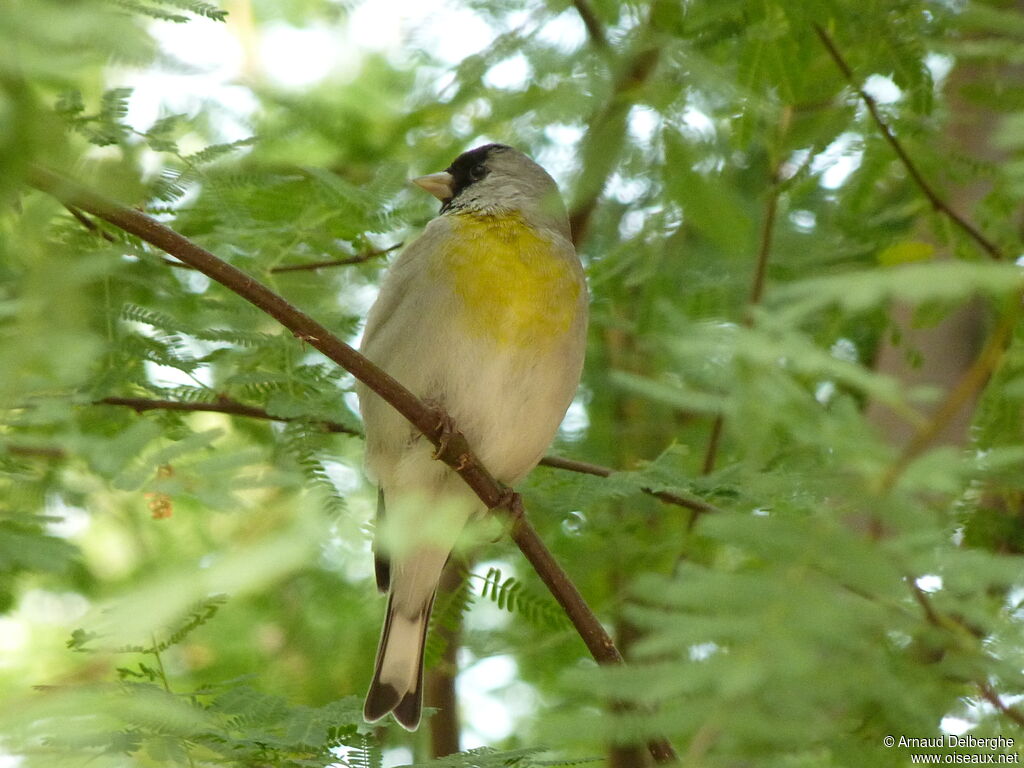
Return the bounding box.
[469,163,487,180]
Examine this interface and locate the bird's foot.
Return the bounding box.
[494,487,525,524]
[425,401,472,471]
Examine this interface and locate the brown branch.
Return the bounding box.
[909,580,1024,727]
[746,170,783,309]
[427,561,465,758]
[93,396,360,435]
[813,23,1004,262]
[568,4,665,245]
[29,165,677,764]
[908,579,945,628]
[539,454,722,517]
[880,301,1020,492]
[64,204,117,242]
[5,444,67,459]
[978,681,1024,729]
[700,418,725,476]
[31,165,445,448]
[701,113,788,475]
[161,243,399,273]
[571,0,612,55]
[269,243,401,273]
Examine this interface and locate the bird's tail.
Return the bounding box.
[363,591,436,730]
[364,486,472,730]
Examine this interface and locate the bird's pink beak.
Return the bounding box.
[412,172,455,201]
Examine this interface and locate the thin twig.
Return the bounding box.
[568,3,665,245]
[700,419,725,476]
[978,681,1024,729]
[701,114,787,475]
[161,243,399,273]
[880,301,1020,492]
[29,165,677,764]
[909,580,1024,727]
[5,444,67,459]
[908,579,945,628]
[570,0,612,55]
[747,167,783,309]
[269,243,401,273]
[539,454,722,516]
[94,396,360,435]
[813,23,1004,261]
[64,204,117,242]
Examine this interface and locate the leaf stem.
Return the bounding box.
[148,635,196,767]
[150,633,172,693]
[701,109,788,475]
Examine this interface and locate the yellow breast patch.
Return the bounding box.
[437,213,581,348]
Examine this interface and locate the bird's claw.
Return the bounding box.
[495,487,524,523]
[427,402,472,470]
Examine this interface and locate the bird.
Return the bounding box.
[357,144,588,730]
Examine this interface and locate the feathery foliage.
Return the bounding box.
[4,0,1024,765]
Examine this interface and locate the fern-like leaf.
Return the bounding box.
[281,425,348,517]
[113,0,189,22]
[184,137,256,165]
[477,567,568,630]
[150,0,227,21]
[114,594,228,654]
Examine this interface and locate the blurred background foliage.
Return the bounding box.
[3,0,1024,765]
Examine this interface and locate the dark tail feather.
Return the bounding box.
[393,688,422,730]
[374,488,390,593]
[363,593,435,731]
[363,680,401,724]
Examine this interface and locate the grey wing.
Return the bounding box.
[361,224,438,577]
[360,219,452,354]
[357,220,459,560]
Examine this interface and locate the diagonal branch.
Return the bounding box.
[568,3,665,245]
[28,165,677,764]
[570,0,612,56]
[978,681,1024,729]
[90,394,719,515]
[909,580,1024,727]
[814,24,1024,532]
[880,299,1021,492]
[813,23,1004,261]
